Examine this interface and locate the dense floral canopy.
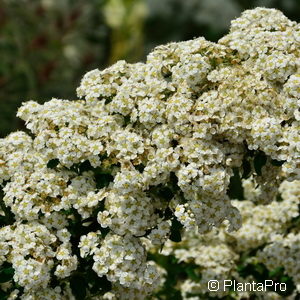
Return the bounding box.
[0,7,300,300]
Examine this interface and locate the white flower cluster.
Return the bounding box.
[155,179,300,299]
[0,221,76,299]
[255,180,300,293]
[0,7,300,299]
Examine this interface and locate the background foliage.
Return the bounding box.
[1,0,300,137]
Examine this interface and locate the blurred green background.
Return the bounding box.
[1,0,300,138]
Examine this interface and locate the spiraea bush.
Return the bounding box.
[154,179,300,299]
[0,7,300,300]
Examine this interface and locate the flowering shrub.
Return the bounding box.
[0,7,300,299]
[154,179,300,299]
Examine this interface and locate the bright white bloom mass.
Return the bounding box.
[157,179,300,299]
[0,7,300,299]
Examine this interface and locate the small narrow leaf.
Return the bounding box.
[169,218,183,242]
[254,151,267,176]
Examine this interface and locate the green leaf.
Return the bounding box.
[61,209,73,216]
[70,274,87,300]
[169,218,183,242]
[227,168,244,200]
[253,151,267,176]
[95,173,114,189]
[0,288,7,300]
[254,263,265,275]
[242,158,251,179]
[158,186,174,202]
[0,267,14,283]
[86,269,112,296]
[280,276,290,283]
[123,115,131,126]
[270,159,285,167]
[186,266,200,282]
[47,159,59,169]
[163,207,173,219]
[0,215,7,227]
[0,196,15,225]
[78,160,93,173]
[93,276,112,295]
[268,266,284,278]
[134,164,145,173]
[99,227,110,238]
